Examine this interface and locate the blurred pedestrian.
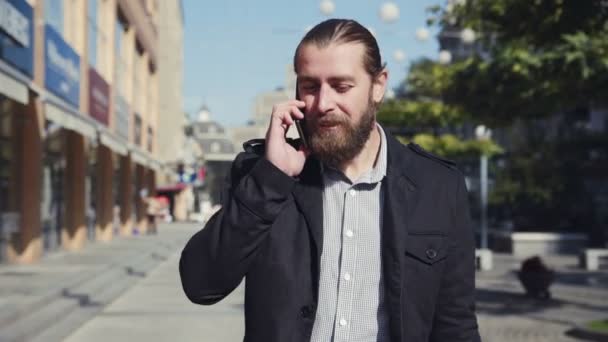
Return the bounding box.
[180,19,480,342]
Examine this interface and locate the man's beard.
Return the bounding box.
[307,93,377,169]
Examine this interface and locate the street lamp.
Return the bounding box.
[379,2,400,23]
[393,49,406,63]
[415,27,430,42]
[460,28,476,44]
[475,124,492,250]
[438,50,452,64]
[319,0,335,16]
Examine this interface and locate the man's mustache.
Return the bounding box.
[310,114,348,127]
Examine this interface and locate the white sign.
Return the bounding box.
[0,0,29,48]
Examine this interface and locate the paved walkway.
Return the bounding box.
[66,225,607,342]
[64,251,245,342]
[476,253,608,342]
[3,222,607,341]
[0,222,194,342]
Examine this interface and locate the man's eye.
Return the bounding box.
[335,85,352,93]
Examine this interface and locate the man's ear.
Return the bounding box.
[372,68,388,104]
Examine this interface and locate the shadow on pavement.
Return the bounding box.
[61,288,103,307]
[125,266,147,278]
[553,270,608,288]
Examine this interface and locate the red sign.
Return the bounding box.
[88,67,109,125]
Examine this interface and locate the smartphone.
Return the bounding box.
[294,82,309,149]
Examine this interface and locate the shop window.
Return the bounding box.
[0,99,15,214]
[41,121,65,253]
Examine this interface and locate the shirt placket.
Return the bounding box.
[333,184,359,342]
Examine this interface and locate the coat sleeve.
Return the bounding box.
[179,153,295,305]
[429,173,481,342]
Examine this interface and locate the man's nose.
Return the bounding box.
[315,85,335,114]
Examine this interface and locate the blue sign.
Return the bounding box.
[44,24,80,107]
[0,0,33,77]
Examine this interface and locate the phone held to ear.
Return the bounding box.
[294,83,309,149]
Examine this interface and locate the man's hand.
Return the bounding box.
[265,100,310,177]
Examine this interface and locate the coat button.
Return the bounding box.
[426,249,438,259]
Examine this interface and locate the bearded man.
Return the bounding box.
[180,18,481,342]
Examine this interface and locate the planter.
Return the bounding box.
[517,256,555,299]
[517,270,555,299]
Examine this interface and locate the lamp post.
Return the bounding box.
[475,125,491,250]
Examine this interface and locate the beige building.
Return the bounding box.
[156,0,185,185]
[0,0,179,264]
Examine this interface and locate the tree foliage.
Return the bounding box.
[377,59,502,158]
[431,0,608,125]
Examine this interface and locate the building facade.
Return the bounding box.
[156,0,185,185]
[0,0,178,264]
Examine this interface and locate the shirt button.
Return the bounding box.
[344,273,351,281]
[349,189,356,197]
[339,318,348,326]
[345,230,354,238]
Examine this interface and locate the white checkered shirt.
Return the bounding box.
[310,124,390,342]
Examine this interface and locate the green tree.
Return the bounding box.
[377,59,502,158]
[424,0,608,233]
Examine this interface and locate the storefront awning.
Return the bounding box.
[0,71,28,105]
[129,144,164,171]
[205,153,237,162]
[99,131,128,156]
[149,159,162,172]
[44,102,97,140]
[156,183,188,193]
[130,147,149,167]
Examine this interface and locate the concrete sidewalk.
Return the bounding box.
[0,222,198,342]
[476,253,608,341]
[3,220,607,342]
[64,249,245,342]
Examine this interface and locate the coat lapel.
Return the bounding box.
[383,133,421,341]
[291,157,324,297]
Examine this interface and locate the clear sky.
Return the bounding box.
[182,0,441,127]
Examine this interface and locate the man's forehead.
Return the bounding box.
[298,43,365,69]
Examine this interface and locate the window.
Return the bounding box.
[87,0,109,75]
[45,0,64,35]
[87,0,98,68]
[134,114,142,146]
[147,126,153,152]
[114,13,127,96]
[133,42,145,115]
[87,0,97,67]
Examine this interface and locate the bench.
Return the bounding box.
[579,249,608,271]
[475,249,493,271]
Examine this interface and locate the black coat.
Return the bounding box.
[180,132,481,342]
